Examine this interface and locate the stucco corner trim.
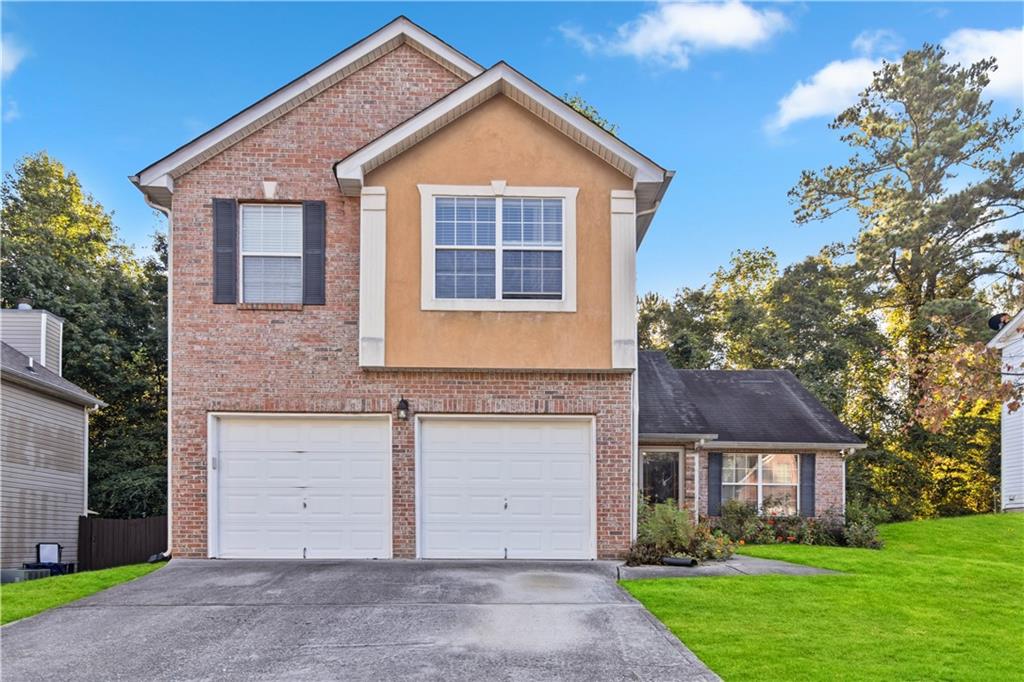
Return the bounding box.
[610,190,637,370]
[360,186,387,367]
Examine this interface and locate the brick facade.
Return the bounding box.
[653,449,845,519]
[168,45,634,559]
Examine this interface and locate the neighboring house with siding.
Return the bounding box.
[1,305,105,569]
[988,309,1024,512]
[130,17,861,562]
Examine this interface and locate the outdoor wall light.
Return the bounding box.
[396,397,410,420]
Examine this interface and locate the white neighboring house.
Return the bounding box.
[988,309,1024,512]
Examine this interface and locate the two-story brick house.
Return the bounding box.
[132,17,861,561]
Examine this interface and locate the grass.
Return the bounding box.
[622,514,1024,681]
[0,563,163,625]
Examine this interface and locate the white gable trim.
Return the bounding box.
[988,309,1024,349]
[131,17,482,204]
[335,62,667,196]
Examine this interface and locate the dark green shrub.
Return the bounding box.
[719,499,760,541]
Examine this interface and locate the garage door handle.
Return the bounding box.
[302,501,307,509]
[504,497,508,510]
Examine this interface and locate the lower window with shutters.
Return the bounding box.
[722,453,800,516]
[240,204,304,304]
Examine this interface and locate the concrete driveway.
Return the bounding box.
[1,559,718,681]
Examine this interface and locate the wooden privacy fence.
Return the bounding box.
[77,516,167,571]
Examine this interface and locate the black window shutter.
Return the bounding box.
[302,200,326,305]
[212,199,237,304]
[707,453,723,516]
[800,453,816,518]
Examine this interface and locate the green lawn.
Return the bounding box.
[622,514,1024,681]
[0,563,163,625]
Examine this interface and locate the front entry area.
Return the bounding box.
[418,417,595,559]
[209,414,391,559]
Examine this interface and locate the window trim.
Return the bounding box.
[238,202,304,305]
[418,183,578,312]
[722,453,800,515]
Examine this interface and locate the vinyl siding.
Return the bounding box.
[0,310,45,366]
[45,316,62,375]
[1002,335,1024,511]
[0,380,86,568]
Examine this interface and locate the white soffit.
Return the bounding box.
[334,62,668,196]
[988,309,1024,349]
[131,17,483,199]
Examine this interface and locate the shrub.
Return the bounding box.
[844,521,884,549]
[689,525,737,561]
[636,498,696,555]
[626,499,739,565]
[715,500,881,549]
[719,499,761,541]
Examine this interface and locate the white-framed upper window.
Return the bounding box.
[722,453,799,515]
[419,183,578,312]
[240,204,303,304]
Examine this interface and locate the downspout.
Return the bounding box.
[143,191,174,561]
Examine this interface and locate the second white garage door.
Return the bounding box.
[213,415,390,559]
[418,418,594,559]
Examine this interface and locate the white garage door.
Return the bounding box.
[419,418,594,559]
[213,416,390,559]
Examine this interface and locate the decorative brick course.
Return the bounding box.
[168,45,634,559]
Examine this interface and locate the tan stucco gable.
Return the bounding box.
[366,95,634,370]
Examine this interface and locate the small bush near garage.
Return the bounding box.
[626,500,736,565]
[716,499,883,549]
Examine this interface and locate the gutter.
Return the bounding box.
[639,432,718,445]
[142,193,174,563]
[695,440,867,451]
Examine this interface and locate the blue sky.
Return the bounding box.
[2,2,1021,295]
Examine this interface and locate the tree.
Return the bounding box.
[1,152,167,517]
[790,45,1023,414]
[562,93,619,135]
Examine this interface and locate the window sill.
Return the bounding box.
[236,303,304,312]
[420,298,576,313]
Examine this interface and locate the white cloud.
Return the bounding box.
[559,24,598,55]
[1,34,27,79]
[3,99,20,122]
[766,57,880,133]
[852,29,902,57]
[943,27,1023,99]
[573,73,589,85]
[561,1,788,70]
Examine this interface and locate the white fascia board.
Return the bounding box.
[988,309,1024,349]
[699,441,868,451]
[135,17,482,188]
[335,63,667,194]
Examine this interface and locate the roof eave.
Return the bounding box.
[131,16,484,204]
[333,62,670,210]
[698,440,867,451]
[640,432,719,444]
[2,370,106,408]
[987,309,1024,349]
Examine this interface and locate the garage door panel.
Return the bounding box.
[215,416,390,559]
[419,419,593,560]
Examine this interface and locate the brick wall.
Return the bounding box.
[683,450,845,519]
[168,45,634,559]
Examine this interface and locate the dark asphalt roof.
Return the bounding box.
[638,350,862,446]
[637,351,714,437]
[1,342,105,407]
